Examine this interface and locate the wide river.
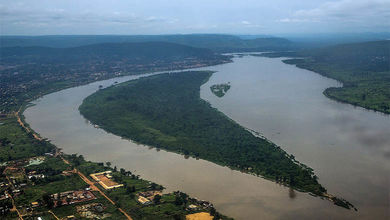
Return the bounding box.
[24,55,389,220]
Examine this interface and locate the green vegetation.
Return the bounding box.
[65,154,232,220]
[0,41,230,112]
[0,115,230,219]
[15,175,87,206]
[79,71,327,197]
[1,42,224,64]
[1,34,294,52]
[262,40,390,114]
[210,83,231,97]
[49,194,126,220]
[0,116,55,162]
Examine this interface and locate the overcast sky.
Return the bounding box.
[1,0,389,35]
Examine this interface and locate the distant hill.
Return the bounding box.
[0,41,224,64]
[0,34,294,52]
[301,40,390,72]
[279,32,390,49]
[0,41,230,112]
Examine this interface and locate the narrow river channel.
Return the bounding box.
[24,55,390,220]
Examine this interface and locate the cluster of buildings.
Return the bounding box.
[76,203,111,219]
[136,190,163,205]
[90,171,123,190]
[0,53,229,113]
[52,189,96,207]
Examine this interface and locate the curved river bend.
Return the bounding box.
[24,56,389,220]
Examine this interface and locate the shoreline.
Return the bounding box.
[281,58,389,115]
[2,60,235,219]
[78,70,355,210]
[9,106,232,219]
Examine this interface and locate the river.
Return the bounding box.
[24,55,390,220]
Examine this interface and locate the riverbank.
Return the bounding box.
[284,58,390,115]
[258,40,390,115]
[0,111,232,219]
[79,70,355,210]
[1,66,235,219]
[22,55,390,219]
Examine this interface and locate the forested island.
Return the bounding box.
[0,40,234,219]
[79,71,353,209]
[260,40,390,114]
[210,83,231,97]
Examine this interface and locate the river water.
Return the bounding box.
[24,55,389,220]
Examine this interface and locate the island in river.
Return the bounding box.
[79,70,354,209]
[210,83,231,97]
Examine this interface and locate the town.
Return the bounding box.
[0,112,229,219]
[0,43,231,113]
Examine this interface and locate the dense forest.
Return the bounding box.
[80,71,329,197]
[261,40,390,114]
[0,117,55,162]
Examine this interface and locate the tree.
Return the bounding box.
[210,207,216,216]
[174,195,183,206]
[126,186,134,194]
[213,212,221,220]
[42,193,53,209]
[57,200,63,207]
[106,162,111,167]
[153,194,161,204]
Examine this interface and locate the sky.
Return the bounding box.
[0,0,389,35]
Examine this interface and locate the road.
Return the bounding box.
[15,109,133,220]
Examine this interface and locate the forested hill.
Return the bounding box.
[263,40,390,114]
[0,34,293,52]
[301,40,390,72]
[0,41,224,64]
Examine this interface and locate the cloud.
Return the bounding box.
[239,20,262,28]
[287,0,390,23]
[0,4,170,28]
[0,0,389,35]
[277,18,313,23]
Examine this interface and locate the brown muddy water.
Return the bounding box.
[24,55,389,220]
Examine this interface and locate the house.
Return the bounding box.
[90,171,123,190]
[188,204,198,210]
[137,196,152,205]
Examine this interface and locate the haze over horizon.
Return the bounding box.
[1,0,389,36]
